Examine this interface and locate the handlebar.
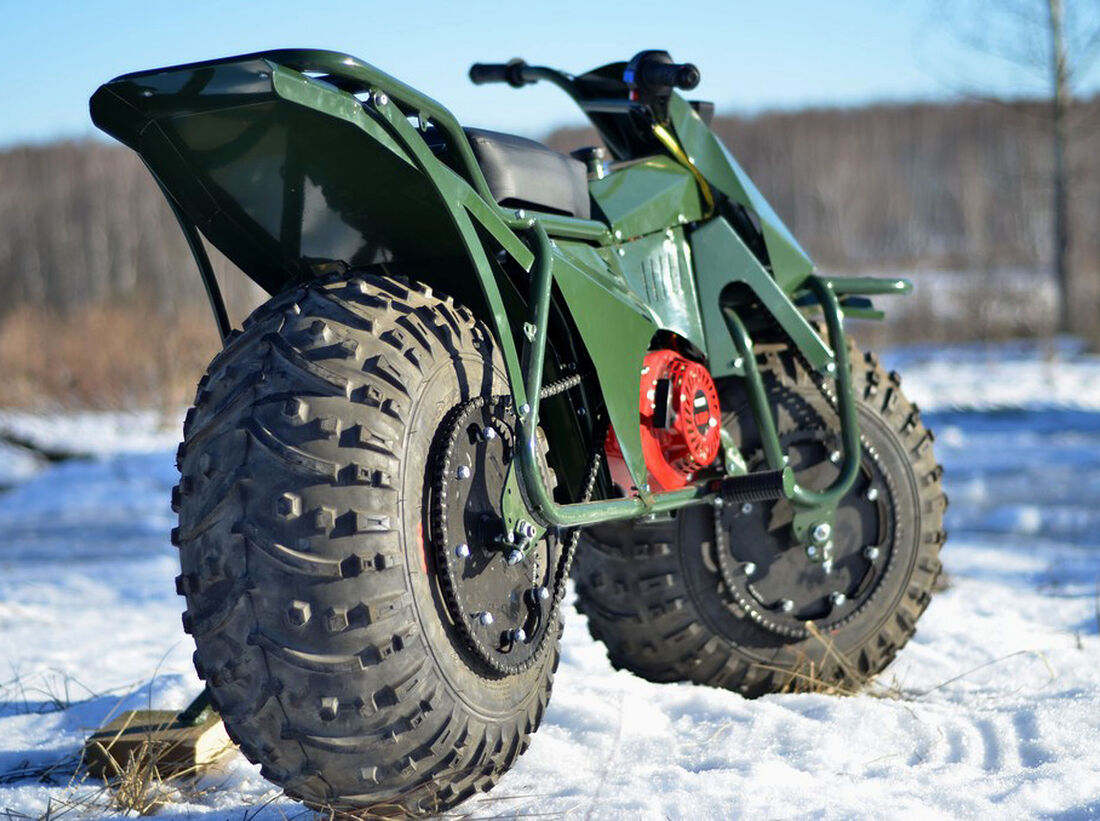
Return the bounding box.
[637,60,700,91]
[468,59,532,88]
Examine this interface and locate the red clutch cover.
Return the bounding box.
[605,349,723,492]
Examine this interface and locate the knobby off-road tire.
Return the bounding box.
[173,274,558,816]
[573,344,947,697]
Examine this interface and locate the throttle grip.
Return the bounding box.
[468,59,529,88]
[640,61,701,91]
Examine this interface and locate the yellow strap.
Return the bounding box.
[652,122,716,218]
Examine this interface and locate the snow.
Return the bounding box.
[2,343,1100,819]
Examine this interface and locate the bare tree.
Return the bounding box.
[932,0,1100,333]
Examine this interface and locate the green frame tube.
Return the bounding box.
[723,277,861,508]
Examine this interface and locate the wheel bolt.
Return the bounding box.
[743,562,757,577]
[741,502,753,515]
[806,545,818,559]
[506,549,523,565]
[456,465,471,480]
[512,628,527,643]
[830,450,842,464]
[483,426,497,440]
[535,586,551,601]
[780,599,795,613]
[455,543,470,558]
[830,591,847,607]
[863,545,881,561]
[866,487,879,501]
[812,523,831,543]
[477,611,494,626]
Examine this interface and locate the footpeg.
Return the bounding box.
[716,467,792,504]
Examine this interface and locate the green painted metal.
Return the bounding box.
[723,276,862,542]
[613,226,706,353]
[824,276,914,296]
[723,308,786,470]
[589,156,703,240]
[550,241,656,488]
[691,217,832,377]
[668,94,815,293]
[91,48,915,536]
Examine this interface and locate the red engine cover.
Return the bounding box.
[606,349,723,492]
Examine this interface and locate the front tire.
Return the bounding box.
[573,344,947,697]
[174,274,557,816]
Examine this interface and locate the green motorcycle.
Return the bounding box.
[91,49,946,816]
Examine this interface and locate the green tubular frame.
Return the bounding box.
[129,51,885,532]
[722,277,861,538]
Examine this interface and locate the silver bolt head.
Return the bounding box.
[866,487,879,502]
[512,628,527,642]
[812,523,832,543]
[863,545,881,561]
[743,562,757,577]
[522,522,537,539]
[478,611,494,626]
[483,426,497,440]
[515,208,526,219]
[830,450,842,464]
[830,591,847,607]
[456,464,471,480]
[536,586,551,601]
[712,496,725,509]
[506,549,523,565]
[373,91,389,106]
[455,543,470,558]
[826,362,837,374]
[520,403,531,416]
[741,502,753,515]
[733,357,744,369]
[806,545,818,558]
[780,598,795,613]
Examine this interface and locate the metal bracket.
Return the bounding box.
[721,275,861,545]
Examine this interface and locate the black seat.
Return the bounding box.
[427,127,590,220]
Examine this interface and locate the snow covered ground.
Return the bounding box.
[1,340,1099,819]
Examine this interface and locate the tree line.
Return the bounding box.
[1,96,1098,332]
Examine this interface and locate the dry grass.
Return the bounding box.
[0,302,221,410]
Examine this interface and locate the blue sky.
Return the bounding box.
[1,0,1097,147]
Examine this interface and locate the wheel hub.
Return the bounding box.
[715,428,896,638]
[430,398,559,674]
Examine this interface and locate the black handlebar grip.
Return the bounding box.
[469,59,529,88]
[640,61,701,91]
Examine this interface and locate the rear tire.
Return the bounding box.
[573,344,947,697]
[174,274,558,816]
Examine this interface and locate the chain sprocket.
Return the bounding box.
[429,375,602,676]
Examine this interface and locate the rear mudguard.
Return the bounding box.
[89,49,874,527]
